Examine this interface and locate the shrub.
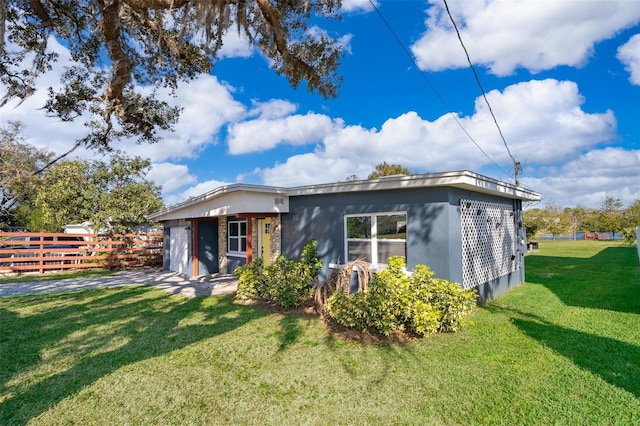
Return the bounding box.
[234,240,321,308]
[325,256,477,336]
[234,257,267,300]
[409,264,476,332]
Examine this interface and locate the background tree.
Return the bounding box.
[1,1,344,153]
[596,195,624,235]
[577,207,599,232]
[540,205,571,240]
[523,208,544,240]
[368,162,412,179]
[32,155,163,232]
[0,121,53,229]
[563,207,584,240]
[622,199,640,244]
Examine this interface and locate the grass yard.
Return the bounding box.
[1,241,639,425]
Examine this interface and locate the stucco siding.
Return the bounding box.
[282,186,526,301]
[282,187,454,281]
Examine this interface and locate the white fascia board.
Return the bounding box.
[149,170,541,222]
[286,170,541,201]
[149,184,289,221]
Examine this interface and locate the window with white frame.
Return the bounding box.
[228,220,247,254]
[345,212,407,265]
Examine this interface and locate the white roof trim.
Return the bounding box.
[148,183,289,220]
[287,170,540,200]
[149,170,540,221]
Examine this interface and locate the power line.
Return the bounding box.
[367,0,514,182]
[442,0,520,185]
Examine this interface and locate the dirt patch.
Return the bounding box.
[235,296,415,344]
[321,314,416,344]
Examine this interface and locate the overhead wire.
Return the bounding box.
[442,0,520,184]
[367,0,515,183]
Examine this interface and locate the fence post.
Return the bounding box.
[38,233,44,274]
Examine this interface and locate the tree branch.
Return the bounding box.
[0,0,7,52]
[33,141,83,176]
[255,0,314,76]
[98,0,131,114]
[29,0,54,26]
[126,0,190,11]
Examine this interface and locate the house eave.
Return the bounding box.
[148,183,290,221]
[286,170,541,201]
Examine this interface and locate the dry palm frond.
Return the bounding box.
[314,259,373,313]
[337,258,372,293]
[313,279,335,314]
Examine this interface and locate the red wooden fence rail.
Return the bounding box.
[0,232,163,274]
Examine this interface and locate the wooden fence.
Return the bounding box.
[0,232,163,274]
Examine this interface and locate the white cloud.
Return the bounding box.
[250,79,618,194]
[163,178,232,206]
[248,99,298,119]
[470,79,616,164]
[1,40,246,164]
[308,25,354,54]
[148,163,197,195]
[0,37,97,158]
[617,33,640,85]
[341,0,377,13]
[217,29,254,58]
[522,148,640,208]
[559,147,640,179]
[257,153,372,187]
[114,74,246,162]
[227,113,337,154]
[411,0,640,75]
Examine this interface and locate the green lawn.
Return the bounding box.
[1,241,639,425]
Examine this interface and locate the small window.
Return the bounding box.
[264,223,271,235]
[345,212,407,265]
[228,220,247,254]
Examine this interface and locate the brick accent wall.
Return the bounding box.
[251,217,258,258]
[269,216,281,262]
[218,216,228,273]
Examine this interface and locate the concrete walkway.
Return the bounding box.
[0,268,238,298]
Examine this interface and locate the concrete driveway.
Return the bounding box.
[0,268,238,298]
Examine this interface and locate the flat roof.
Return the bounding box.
[149,170,541,221]
[286,170,540,200]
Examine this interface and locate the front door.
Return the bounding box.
[258,219,271,266]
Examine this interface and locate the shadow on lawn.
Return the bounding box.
[526,246,640,314]
[482,303,640,399]
[0,287,265,425]
[513,318,640,398]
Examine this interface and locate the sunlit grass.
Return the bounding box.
[1,240,639,424]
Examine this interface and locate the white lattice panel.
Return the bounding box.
[460,199,517,289]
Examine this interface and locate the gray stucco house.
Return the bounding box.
[148,170,541,302]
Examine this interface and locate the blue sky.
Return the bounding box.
[1,0,639,209]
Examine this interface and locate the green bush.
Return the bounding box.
[426,277,478,332]
[622,226,637,245]
[234,240,322,308]
[325,256,477,336]
[234,257,267,300]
